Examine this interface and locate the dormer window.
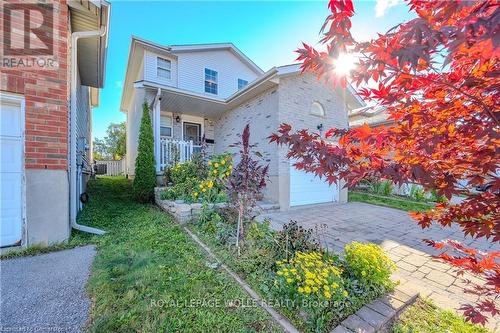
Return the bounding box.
[157,57,171,79]
[238,79,248,90]
[204,68,218,95]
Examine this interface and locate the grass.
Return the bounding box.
[11,177,281,332]
[348,191,432,212]
[391,298,492,333]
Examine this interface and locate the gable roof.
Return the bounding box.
[120,36,264,111]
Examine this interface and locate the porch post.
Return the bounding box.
[154,88,161,173]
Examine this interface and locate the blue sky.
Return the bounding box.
[93,0,414,139]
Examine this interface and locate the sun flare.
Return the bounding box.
[334,53,356,76]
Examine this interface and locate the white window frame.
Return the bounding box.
[157,57,171,80]
[310,101,326,117]
[204,68,218,95]
[160,114,173,138]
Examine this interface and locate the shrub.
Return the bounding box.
[429,188,448,203]
[196,203,222,234]
[368,179,394,196]
[409,184,426,202]
[380,180,394,196]
[344,242,395,289]
[274,251,347,331]
[227,124,269,252]
[133,102,156,202]
[274,220,320,260]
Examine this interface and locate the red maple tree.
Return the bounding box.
[270,0,499,325]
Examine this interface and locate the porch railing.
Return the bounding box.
[160,138,194,170]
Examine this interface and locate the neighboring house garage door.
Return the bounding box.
[0,95,24,247]
[290,165,338,206]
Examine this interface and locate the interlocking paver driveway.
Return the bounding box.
[258,202,500,331]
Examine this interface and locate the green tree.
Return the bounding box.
[93,122,126,160]
[133,102,156,202]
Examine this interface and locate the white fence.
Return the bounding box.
[160,138,194,170]
[95,159,125,176]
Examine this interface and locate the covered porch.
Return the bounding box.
[148,86,224,172]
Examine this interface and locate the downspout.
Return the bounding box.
[70,27,107,235]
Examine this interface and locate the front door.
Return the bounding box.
[183,122,202,152]
[0,95,24,247]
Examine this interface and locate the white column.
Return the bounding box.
[154,89,161,173]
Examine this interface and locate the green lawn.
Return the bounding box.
[348,191,432,212]
[391,298,492,333]
[52,177,281,332]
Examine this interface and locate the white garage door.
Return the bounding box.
[1,95,24,247]
[290,165,338,207]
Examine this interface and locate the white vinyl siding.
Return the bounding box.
[176,50,259,98]
[142,49,258,98]
[143,50,177,86]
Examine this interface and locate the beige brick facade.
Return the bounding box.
[214,73,349,208]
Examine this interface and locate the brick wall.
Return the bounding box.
[0,0,70,170]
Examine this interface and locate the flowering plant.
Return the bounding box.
[275,251,347,302]
[344,242,395,289]
[192,154,233,203]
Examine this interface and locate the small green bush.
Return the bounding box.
[369,179,394,196]
[380,180,394,196]
[344,241,395,289]
[409,184,426,202]
[133,102,156,202]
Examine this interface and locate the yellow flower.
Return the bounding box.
[342,290,348,297]
[225,171,230,176]
[323,285,330,291]
[215,163,219,168]
[193,192,198,197]
[208,161,212,166]
[213,170,217,174]
[202,188,206,192]
[305,279,314,286]
[277,271,283,276]
[304,286,311,294]
[324,291,332,299]
[298,287,304,293]
[221,159,226,165]
[286,278,293,283]
[199,184,203,189]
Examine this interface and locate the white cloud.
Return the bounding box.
[375,0,400,17]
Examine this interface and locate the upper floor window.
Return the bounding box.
[310,101,325,117]
[204,68,218,95]
[157,57,171,79]
[238,79,248,90]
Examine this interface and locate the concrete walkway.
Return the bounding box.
[0,245,96,333]
[258,202,499,331]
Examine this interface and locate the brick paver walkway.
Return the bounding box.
[258,202,499,331]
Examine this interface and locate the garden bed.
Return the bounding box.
[186,214,399,333]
